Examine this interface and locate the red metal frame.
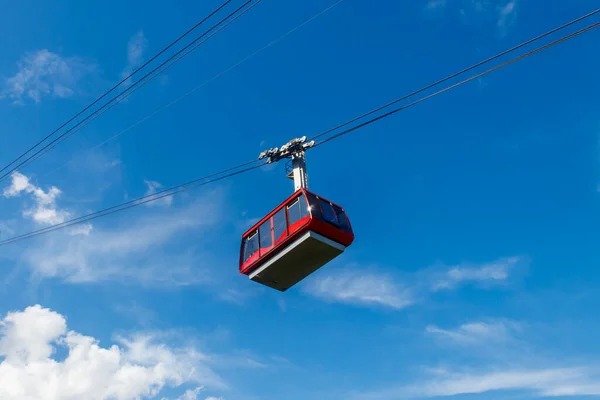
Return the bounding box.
[239,188,354,276]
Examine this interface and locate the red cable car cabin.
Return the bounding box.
[240,188,354,292]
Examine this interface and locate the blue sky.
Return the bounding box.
[0,0,600,399]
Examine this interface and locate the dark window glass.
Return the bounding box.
[273,208,286,242]
[287,195,309,226]
[243,232,258,263]
[333,205,351,232]
[306,193,324,220]
[259,219,272,249]
[319,199,338,225]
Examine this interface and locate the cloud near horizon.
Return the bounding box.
[354,366,600,399]
[0,304,225,399]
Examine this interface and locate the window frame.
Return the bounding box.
[258,217,274,256]
[242,230,259,263]
[272,207,287,245]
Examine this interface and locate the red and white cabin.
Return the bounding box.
[239,188,354,292]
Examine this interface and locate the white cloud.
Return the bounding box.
[0,220,17,239]
[425,320,521,345]
[0,304,225,400]
[430,256,523,291]
[497,0,517,30]
[218,288,259,306]
[2,49,97,104]
[305,256,524,310]
[304,269,415,310]
[2,172,71,226]
[359,367,600,399]
[143,180,173,208]
[23,193,222,286]
[67,222,93,236]
[436,0,518,34]
[175,386,204,400]
[205,397,224,400]
[122,30,148,82]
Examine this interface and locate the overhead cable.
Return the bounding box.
[312,20,600,147]
[1,11,598,246]
[0,160,265,247]
[0,0,261,183]
[0,0,234,177]
[309,8,600,142]
[41,0,346,179]
[29,0,264,178]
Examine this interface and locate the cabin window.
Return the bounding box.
[259,219,272,251]
[318,199,338,226]
[332,205,351,232]
[243,232,258,263]
[273,208,287,243]
[305,193,324,220]
[287,195,309,227]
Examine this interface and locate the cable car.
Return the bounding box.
[239,137,355,292]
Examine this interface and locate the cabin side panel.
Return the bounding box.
[240,192,312,274]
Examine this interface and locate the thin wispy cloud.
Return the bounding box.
[356,366,600,399]
[143,179,173,208]
[497,0,517,31]
[431,0,518,34]
[429,256,524,291]
[122,30,148,83]
[425,319,521,345]
[219,287,260,306]
[0,304,226,400]
[306,256,525,310]
[303,269,415,310]
[1,49,97,104]
[24,195,222,286]
[355,309,600,399]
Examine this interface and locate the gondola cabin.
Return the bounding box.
[240,188,354,292]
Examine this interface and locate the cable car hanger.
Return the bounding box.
[258,136,314,190]
[240,137,354,292]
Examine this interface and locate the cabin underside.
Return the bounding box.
[247,230,345,292]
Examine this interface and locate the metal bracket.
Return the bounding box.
[258,136,315,190]
[258,136,315,164]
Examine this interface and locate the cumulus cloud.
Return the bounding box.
[0,304,225,400]
[143,180,173,208]
[2,49,97,104]
[2,172,70,226]
[175,387,204,400]
[357,367,600,399]
[303,269,415,310]
[122,30,148,82]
